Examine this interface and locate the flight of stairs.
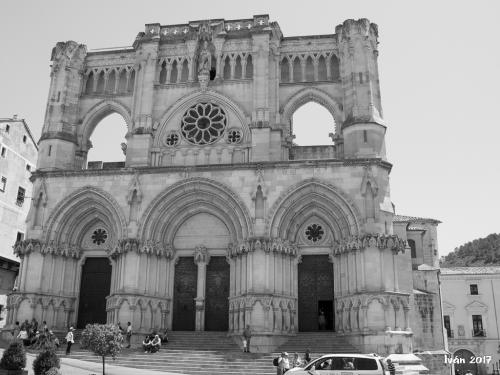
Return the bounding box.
[62,331,361,375]
[278,332,361,355]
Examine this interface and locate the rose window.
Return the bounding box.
[165,131,179,146]
[227,129,242,144]
[181,103,227,145]
[91,229,108,245]
[305,224,324,242]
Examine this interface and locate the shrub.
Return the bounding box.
[32,348,60,375]
[45,367,62,375]
[0,341,26,370]
[81,324,123,375]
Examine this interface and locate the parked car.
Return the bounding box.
[287,353,386,375]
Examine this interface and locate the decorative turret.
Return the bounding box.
[336,19,387,160]
[38,41,87,170]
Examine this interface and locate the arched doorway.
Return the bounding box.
[298,254,334,331]
[77,257,112,328]
[454,349,478,375]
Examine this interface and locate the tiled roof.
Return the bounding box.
[392,214,441,224]
[440,267,500,275]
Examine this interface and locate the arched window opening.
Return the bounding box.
[223,56,231,79]
[159,61,167,84]
[280,58,289,82]
[170,61,178,83]
[180,59,189,82]
[293,57,302,82]
[106,70,116,93]
[330,55,340,82]
[96,71,105,93]
[365,182,375,219]
[127,70,135,92]
[318,56,327,80]
[235,56,242,79]
[245,55,253,79]
[305,56,314,81]
[408,239,417,259]
[291,102,335,145]
[86,113,128,167]
[85,72,94,94]
[118,70,127,92]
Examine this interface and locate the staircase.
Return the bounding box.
[63,331,361,375]
[69,331,277,375]
[277,332,361,355]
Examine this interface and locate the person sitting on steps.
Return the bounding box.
[142,335,152,353]
[150,333,161,353]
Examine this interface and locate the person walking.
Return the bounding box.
[12,321,20,341]
[386,359,396,375]
[243,325,252,353]
[290,352,303,368]
[65,327,75,355]
[304,349,312,364]
[277,352,290,375]
[125,322,132,348]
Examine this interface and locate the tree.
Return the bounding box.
[440,233,500,267]
[80,324,123,375]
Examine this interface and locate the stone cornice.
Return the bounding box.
[30,157,393,181]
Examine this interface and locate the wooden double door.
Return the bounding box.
[172,256,229,331]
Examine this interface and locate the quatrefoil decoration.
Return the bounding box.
[305,224,324,242]
[227,129,242,144]
[165,131,179,146]
[92,229,108,245]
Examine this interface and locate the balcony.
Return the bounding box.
[87,161,126,170]
[472,329,486,337]
[289,145,337,160]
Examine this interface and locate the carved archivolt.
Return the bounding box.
[107,238,174,259]
[14,239,81,259]
[138,177,253,243]
[267,178,362,240]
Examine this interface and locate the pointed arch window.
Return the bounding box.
[318,56,327,80]
[235,56,242,79]
[223,56,231,80]
[281,58,289,82]
[159,61,167,84]
[305,56,314,81]
[106,70,116,93]
[96,71,105,93]
[85,72,94,94]
[245,55,253,79]
[127,70,135,92]
[293,57,301,82]
[118,70,127,92]
[330,55,340,82]
[180,59,189,82]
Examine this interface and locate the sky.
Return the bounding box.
[1,0,499,257]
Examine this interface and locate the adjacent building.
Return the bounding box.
[5,15,446,354]
[0,116,38,326]
[441,267,500,375]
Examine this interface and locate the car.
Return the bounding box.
[287,353,387,375]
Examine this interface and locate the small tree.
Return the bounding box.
[81,324,123,375]
[0,341,26,370]
[32,348,60,375]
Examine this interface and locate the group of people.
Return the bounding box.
[142,329,169,354]
[275,350,312,374]
[12,319,60,350]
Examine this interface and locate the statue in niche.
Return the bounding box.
[198,41,212,75]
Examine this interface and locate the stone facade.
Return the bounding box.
[5,15,445,353]
[0,116,37,327]
[441,267,500,375]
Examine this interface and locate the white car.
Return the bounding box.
[287,353,386,375]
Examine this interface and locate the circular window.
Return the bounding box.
[305,224,324,242]
[92,229,108,245]
[226,129,242,144]
[181,103,227,145]
[165,131,180,146]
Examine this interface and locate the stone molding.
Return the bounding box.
[13,239,81,259]
[228,237,298,258]
[228,294,296,311]
[332,234,407,255]
[107,238,174,259]
[7,292,75,310]
[106,293,170,313]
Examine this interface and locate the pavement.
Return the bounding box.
[0,348,183,375]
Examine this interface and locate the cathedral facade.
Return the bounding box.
[6,15,445,353]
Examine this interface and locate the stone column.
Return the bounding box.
[194,246,208,331]
[404,307,411,331]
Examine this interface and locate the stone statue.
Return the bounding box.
[198,41,211,75]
